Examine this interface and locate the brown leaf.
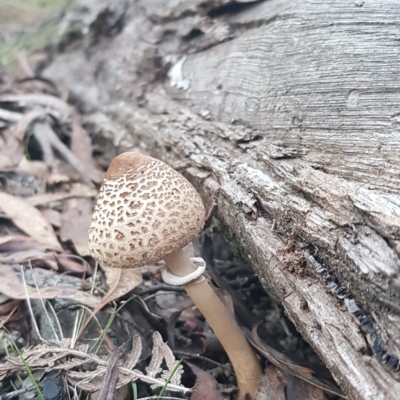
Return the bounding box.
[251,325,315,375]
[0,249,57,270]
[76,267,143,341]
[26,183,98,206]
[55,254,93,276]
[0,264,100,308]
[39,207,62,228]
[46,172,70,185]
[0,192,62,251]
[0,235,49,252]
[70,110,104,184]
[255,367,286,400]
[0,299,22,323]
[285,374,329,400]
[16,158,49,185]
[250,325,346,399]
[103,267,143,302]
[187,362,226,400]
[0,299,22,316]
[60,198,92,256]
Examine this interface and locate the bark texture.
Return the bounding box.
[43,0,400,399]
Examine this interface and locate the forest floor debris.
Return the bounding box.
[0,16,345,400]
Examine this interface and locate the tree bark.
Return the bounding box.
[43,0,400,399]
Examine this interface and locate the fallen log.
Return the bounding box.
[43,0,400,398]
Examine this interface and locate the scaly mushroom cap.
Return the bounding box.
[88,152,206,269]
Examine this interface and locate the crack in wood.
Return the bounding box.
[305,251,400,373]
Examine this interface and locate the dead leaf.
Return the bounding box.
[16,158,49,183]
[187,362,226,400]
[0,170,44,197]
[255,367,286,400]
[55,254,93,276]
[0,235,50,252]
[0,249,57,270]
[26,183,98,206]
[70,110,104,184]
[285,374,329,400]
[60,198,92,256]
[0,299,22,316]
[76,267,143,340]
[39,207,62,228]
[46,173,70,185]
[103,267,143,303]
[0,264,99,308]
[251,325,316,375]
[91,386,129,400]
[0,192,62,251]
[0,299,22,323]
[250,325,346,399]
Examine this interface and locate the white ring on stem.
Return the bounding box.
[162,257,206,286]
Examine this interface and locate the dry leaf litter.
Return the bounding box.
[0,26,345,400]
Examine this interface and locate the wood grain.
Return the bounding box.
[43,0,400,398]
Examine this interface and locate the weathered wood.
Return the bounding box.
[43,0,400,398]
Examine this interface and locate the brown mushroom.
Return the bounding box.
[88,152,262,399]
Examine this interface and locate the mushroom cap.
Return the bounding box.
[88,152,206,269]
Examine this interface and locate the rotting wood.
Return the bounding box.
[42,0,400,399]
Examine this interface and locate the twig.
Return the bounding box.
[33,122,89,180]
[174,351,224,368]
[0,385,30,399]
[20,265,45,343]
[97,342,130,400]
[0,108,22,123]
[136,283,185,296]
[33,122,55,165]
[28,260,61,342]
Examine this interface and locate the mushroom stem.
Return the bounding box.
[164,249,262,399]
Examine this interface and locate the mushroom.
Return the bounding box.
[88,152,262,399]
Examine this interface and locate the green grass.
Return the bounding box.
[89,295,137,354]
[156,360,183,400]
[3,337,45,400]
